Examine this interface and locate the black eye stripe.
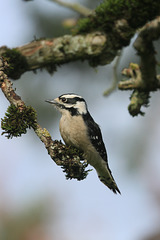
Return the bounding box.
[61,97,67,103]
[59,96,85,104]
[74,97,85,102]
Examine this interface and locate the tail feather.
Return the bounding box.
[98,174,121,194]
[85,149,120,194]
[96,163,121,194]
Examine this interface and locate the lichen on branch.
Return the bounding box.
[1,1,160,80]
[0,58,89,181]
[74,0,160,34]
[1,104,37,138]
[0,32,108,79]
[118,17,160,116]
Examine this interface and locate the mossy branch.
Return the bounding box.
[74,0,160,34]
[0,0,160,82]
[1,1,160,79]
[1,104,37,138]
[0,33,107,79]
[0,58,89,181]
[1,1,160,117]
[118,17,160,116]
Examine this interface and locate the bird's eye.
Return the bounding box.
[61,97,67,103]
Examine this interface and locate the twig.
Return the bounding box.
[133,18,160,90]
[118,63,143,90]
[50,0,92,16]
[0,58,88,181]
[118,17,160,116]
[119,17,160,91]
[103,51,122,96]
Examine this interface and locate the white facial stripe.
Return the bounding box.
[60,94,83,99]
[55,93,88,115]
[76,101,87,114]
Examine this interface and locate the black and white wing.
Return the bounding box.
[83,112,120,194]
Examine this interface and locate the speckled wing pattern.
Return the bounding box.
[82,112,108,162]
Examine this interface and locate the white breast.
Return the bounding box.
[59,111,102,168]
[59,112,89,150]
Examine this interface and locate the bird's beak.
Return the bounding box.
[46,97,58,104]
[45,98,60,107]
[45,99,56,104]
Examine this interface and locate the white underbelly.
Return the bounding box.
[59,114,89,150]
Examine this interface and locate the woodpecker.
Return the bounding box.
[46,93,120,194]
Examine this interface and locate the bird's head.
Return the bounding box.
[46,93,88,116]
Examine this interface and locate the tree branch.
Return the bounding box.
[2,0,160,80]
[103,51,122,96]
[74,0,160,34]
[133,17,160,90]
[1,0,160,117]
[0,32,109,79]
[0,1,160,80]
[0,17,135,80]
[0,58,89,181]
[118,17,160,116]
[50,0,92,16]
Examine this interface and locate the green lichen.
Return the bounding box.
[74,0,160,34]
[128,90,150,116]
[51,141,90,180]
[41,128,51,138]
[2,48,29,80]
[61,147,90,181]
[1,104,37,138]
[59,145,89,181]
